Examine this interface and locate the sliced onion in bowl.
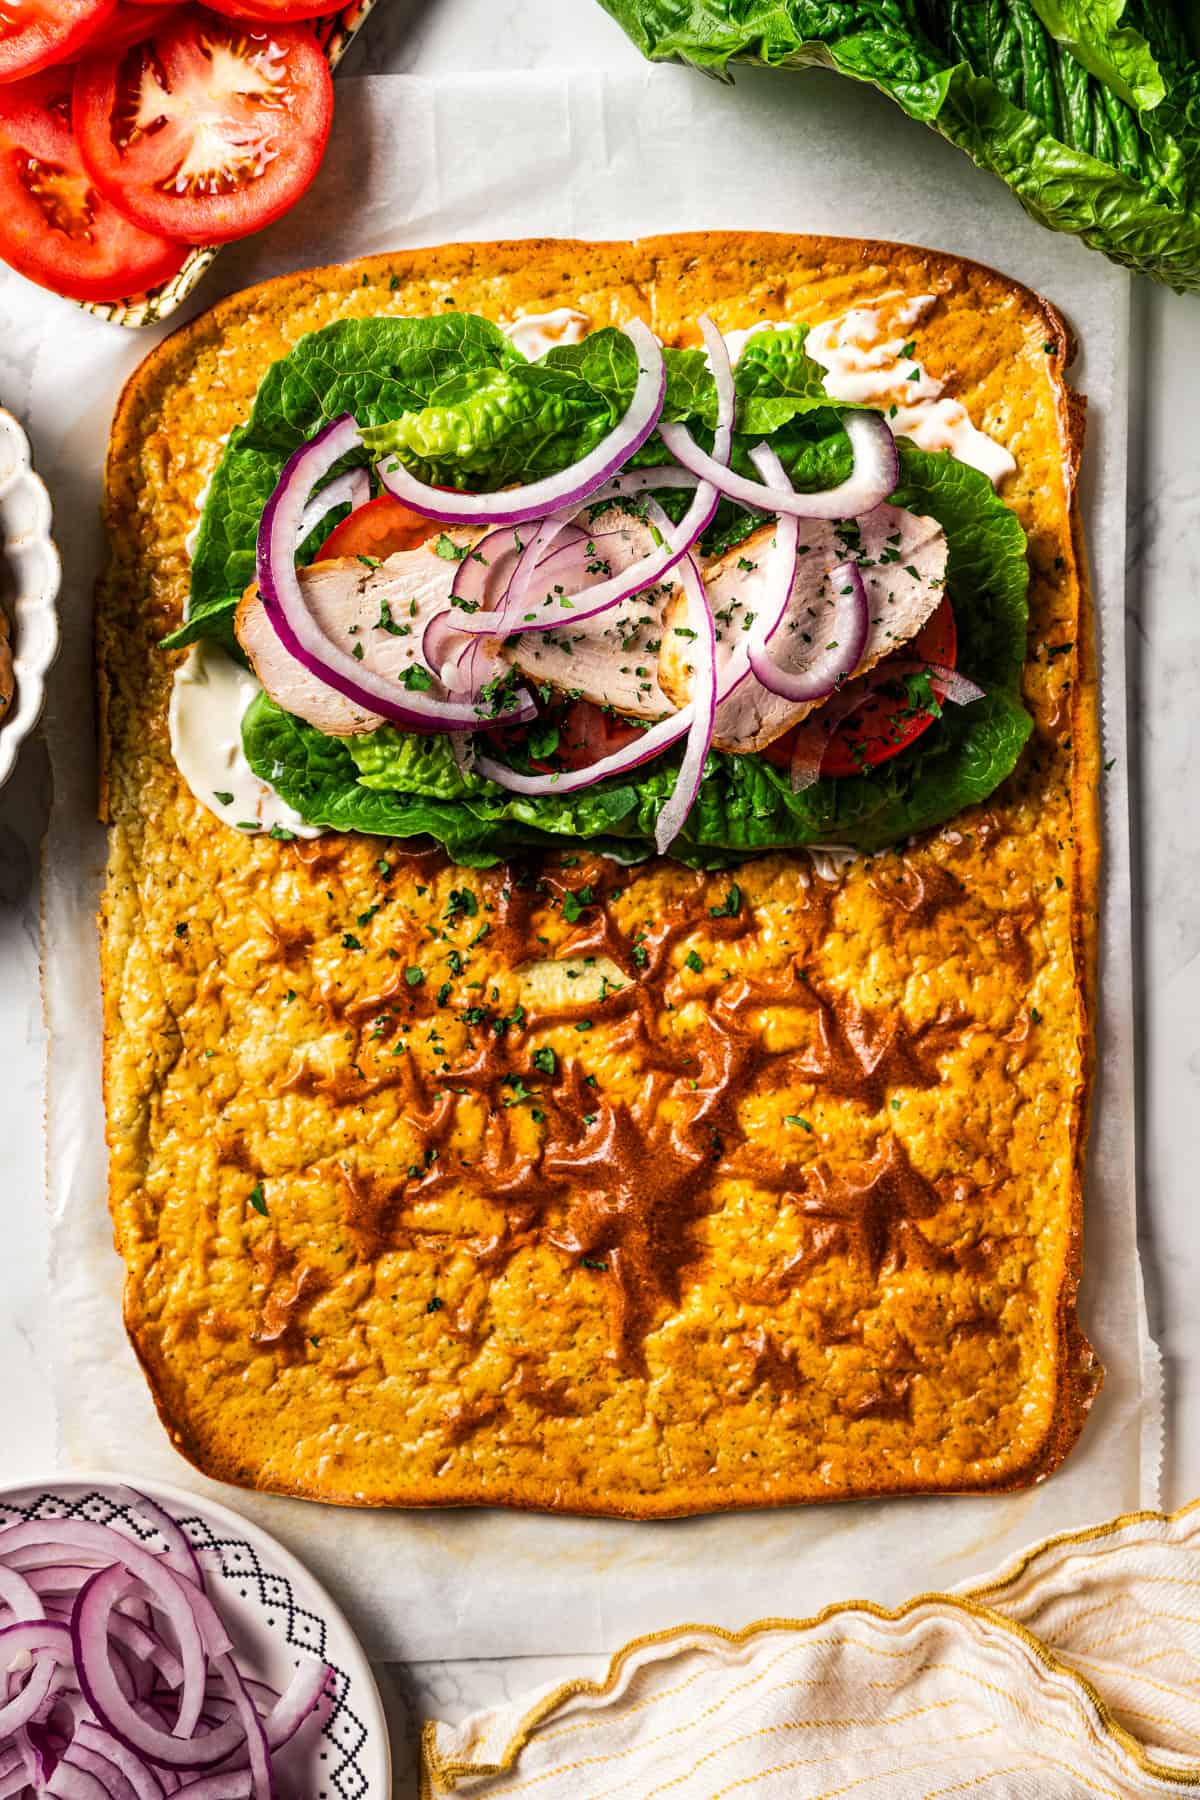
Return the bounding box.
[376,320,666,525]
[657,408,898,521]
[256,414,535,733]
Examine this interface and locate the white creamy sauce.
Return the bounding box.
[806,297,1016,486]
[502,308,591,360]
[724,297,1016,487]
[168,641,322,840]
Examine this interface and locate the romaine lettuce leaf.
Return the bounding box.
[597,0,1200,291]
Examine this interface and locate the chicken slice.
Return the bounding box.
[658,504,947,754]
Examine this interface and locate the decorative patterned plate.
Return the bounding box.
[0,408,61,792]
[83,0,382,329]
[0,1474,391,1799]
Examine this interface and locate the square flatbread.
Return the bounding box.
[98,233,1100,1514]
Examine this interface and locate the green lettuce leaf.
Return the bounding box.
[240,440,1033,863]
[169,312,520,651]
[596,0,1200,291]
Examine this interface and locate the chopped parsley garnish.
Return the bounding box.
[400,664,433,691]
[561,884,593,923]
[581,1257,607,1271]
[532,1047,557,1076]
[426,1297,444,1313]
[684,949,703,973]
[174,922,188,938]
[502,1076,534,1106]
[404,965,424,987]
[785,1115,813,1132]
[213,790,234,806]
[435,534,468,561]
[269,824,296,841]
[446,887,478,920]
[342,932,364,950]
[248,1183,268,1216]
[709,885,742,918]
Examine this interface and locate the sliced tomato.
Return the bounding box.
[316,494,435,562]
[0,68,187,300]
[204,0,343,21]
[72,7,332,245]
[763,597,959,779]
[0,0,114,82]
[75,2,177,53]
[535,701,643,773]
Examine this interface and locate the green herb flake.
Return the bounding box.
[248,1183,268,1216]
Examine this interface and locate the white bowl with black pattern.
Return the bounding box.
[0,1474,391,1799]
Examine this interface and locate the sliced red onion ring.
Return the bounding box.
[0,1565,44,1621]
[0,1632,59,1736]
[216,1656,273,1800]
[72,1570,235,1772]
[171,1775,252,1800]
[376,320,666,525]
[473,550,716,854]
[748,557,868,702]
[256,414,534,733]
[120,1494,203,1596]
[73,1723,165,1800]
[59,1742,143,1800]
[435,314,735,657]
[296,467,370,548]
[48,1752,126,1799]
[895,658,985,705]
[657,409,898,520]
[650,551,716,855]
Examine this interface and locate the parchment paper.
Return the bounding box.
[33,65,1156,1663]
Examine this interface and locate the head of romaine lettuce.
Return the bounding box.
[172,311,1032,867]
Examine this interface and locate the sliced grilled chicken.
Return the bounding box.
[658,504,948,754]
[235,543,469,736]
[498,505,681,719]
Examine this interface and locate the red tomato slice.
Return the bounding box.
[0,68,187,301]
[549,702,643,773]
[204,0,343,21]
[316,494,435,562]
[72,7,332,244]
[76,1,177,53]
[0,0,114,82]
[763,597,959,779]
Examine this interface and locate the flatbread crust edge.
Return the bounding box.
[97,233,1100,1516]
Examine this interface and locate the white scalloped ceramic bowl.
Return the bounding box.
[0,406,61,790]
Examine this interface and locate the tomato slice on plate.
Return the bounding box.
[763,597,959,779]
[72,6,332,244]
[316,494,437,562]
[0,68,187,300]
[0,0,114,82]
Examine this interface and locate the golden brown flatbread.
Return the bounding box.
[97,233,1100,1514]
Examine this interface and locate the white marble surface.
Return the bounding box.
[0,1,1197,1790]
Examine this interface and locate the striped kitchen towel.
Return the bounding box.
[423,1501,1200,1797]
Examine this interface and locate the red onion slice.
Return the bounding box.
[376,320,666,525]
[650,551,716,856]
[215,1657,273,1800]
[256,414,535,733]
[473,550,715,854]
[0,1638,58,1737]
[296,467,370,548]
[657,409,898,520]
[171,1775,252,1800]
[72,1570,237,1771]
[748,558,868,702]
[0,1565,44,1621]
[73,1724,165,1800]
[49,1751,131,1800]
[121,1494,204,1595]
